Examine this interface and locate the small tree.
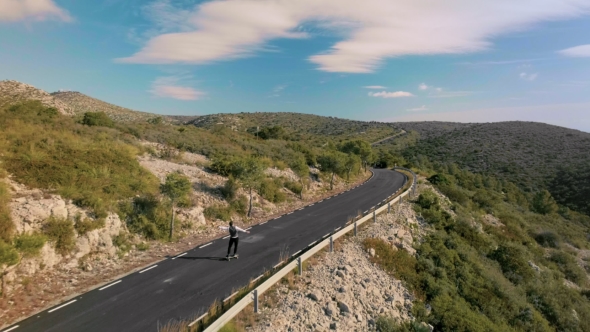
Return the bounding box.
[160,173,192,240]
[289,153,309,199]
[344,153,361,181]
[230,157,264,217]
[317,151,346,190]
[339,139,373,172]
[532,190,558,215]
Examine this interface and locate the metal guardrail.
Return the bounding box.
[201,169,416,331]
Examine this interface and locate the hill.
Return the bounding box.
[0,80,73,115]
[51,91,160,123]
[401,121,590,214]
[189,112,400,145]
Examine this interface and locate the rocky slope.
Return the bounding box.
[0,80,73,115]
[246,189,430,332]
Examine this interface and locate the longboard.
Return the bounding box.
[227,254,239,261]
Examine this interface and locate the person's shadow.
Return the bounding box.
[176,256,228,261]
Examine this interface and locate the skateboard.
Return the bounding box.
[227,254,239,261]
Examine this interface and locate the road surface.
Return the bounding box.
[6,168,406,332]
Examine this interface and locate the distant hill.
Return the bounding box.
[401,121,590,214]
[189,112,401,144]
[51,91,160,123]
[0,80,73,115]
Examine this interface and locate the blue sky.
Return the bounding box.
[1,0,590,132]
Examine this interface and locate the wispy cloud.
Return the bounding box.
[150,76,205,100]
[429,90,474,98]
[368,91,414,98]
[418,83,429,90]
[558,44,590,57]
[118,0,590,73]
[520,72,539,81]
[0,0,72,22]
[364,85,386,89]
[457,58,542,66]
[407,105,428,112]
[273,84,288,92]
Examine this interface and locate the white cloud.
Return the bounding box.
[0,0,72,22]
[429,90,474,98]
[364,85,386,89]
[119,0,590,73]
[150,76,205,100]
[418,83,429,90]
[558,44,590,57]
[519,72,538,81]
[273,84,287,92]
[368,91,414,98]
[407,105,428,112]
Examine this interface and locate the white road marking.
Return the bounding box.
[99,280,121,291]
[291,250,302,257]
[2,326,19,332]
[224,291,238,302]
[319,200,324,202]
[273,262,283,269]
[309,204,315,206]
[323,233,330,238]
[245,227,252,231]
[189,313,208,327]
[139,265,158,274]
[48,299,77,313]
[252,274,264,283]
[287,212,293,215]
[298,208,304,210]
[260,221,267,225]
[363,210,368,214]
[223,236,230,239]
[172,252,187,260]
[335,226,341,231]
[199,243,212,249]
[309,241,317,247]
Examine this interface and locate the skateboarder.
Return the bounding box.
[219,221,250,259]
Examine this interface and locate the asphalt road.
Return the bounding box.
[6,168,406,332]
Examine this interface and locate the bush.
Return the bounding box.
[0,240,19,267]
[548,251,587,285]
[230,195,248,216]
[43,217,75,255]
[14,233,46,257]
[534,231,560,248]
[284,180,303,196]
[490,244,534,285]
[113,232,132,255]
[204,205,232,221]
[74,215,105,235]
[119,194,171,240]
[417,191,439,209]
[259,178,286,203]
[221,176,239,201]
[0,180,14,242]
[81,111,114,127]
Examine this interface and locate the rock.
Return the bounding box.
[336,270,346,278]
[369,248,375,257]
[324,302,336,317]
[337,301,351,313]
[329,322,337,330]
[308,292,322,302]
[338,286,346,293]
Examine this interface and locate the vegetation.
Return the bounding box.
[160,173,192,240]
[43,217,75,255]
[14,233,46,258]
[74,214,105,235]
[368,163,590,332]
[81,111,114,128]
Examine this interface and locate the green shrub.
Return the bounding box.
[204,205,232,221]
[43,217,75,255]
[0,240,19,267]
[490,244,534,285]
[259,178,286,203]
[548,251,587,285]
[221,176,239,201]
[417,191,439,209]
[284,180,303,196]
[14,233,46,257]
[81,111,114,127]
[0,180,14,242]
[136,242,149,251]
[74,215,105,235]
[113,232,132,256]
[534,231,559,248]
[119,194,171,240]
[230,195,248,216]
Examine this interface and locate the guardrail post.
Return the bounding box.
[354,221,357,236]
[388,202,391,214]
[330,236,333,252]
[297,257,302,275]
[399,196,402,205]
[373,210,376,223]
[253,289,259,313]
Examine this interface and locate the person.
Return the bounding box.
[219,221,249,258]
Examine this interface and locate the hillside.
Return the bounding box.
[0,80,73,115]
[401,121,590,214]
[51,91,160,123]
[189,112,401,145]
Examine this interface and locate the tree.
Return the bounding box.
[344,153,361,181]
[339,140,373,172]
[81,112,114,127]
[230,157,265,217]
[317,151,346,190]
[532,190,558,215]
[289,153,309,199]
[160,173,192,240]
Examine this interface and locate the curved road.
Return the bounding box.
[7,169,406,332]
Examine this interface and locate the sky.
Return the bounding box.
[1,0,590,132]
